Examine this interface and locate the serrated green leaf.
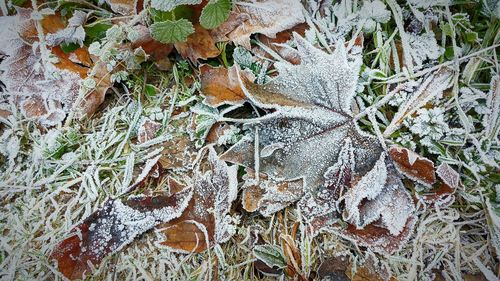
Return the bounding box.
[151,0,201,12]
[253,245,286,269]
[200,0,232,29]
[150,19,195,43]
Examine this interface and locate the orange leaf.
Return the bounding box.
[200,64,246,106]
[174,24,220,62]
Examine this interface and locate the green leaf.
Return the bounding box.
[144,84,158,97]
[60,42,80,53]
[253,245,287,269]
[150,6,195,23]
[200,0,232,29]
[84,23,112,44]
[150,19,195,43]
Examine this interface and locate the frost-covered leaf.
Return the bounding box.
[242,169,303,216]
[200,64,246,106]
[199,0,232,29]
[389,145,436,186]
[46,11,87,47]
[253,244,287,269]
[222,34,415,253]
[155,147,238,252]
[483,75,500,141]
[50,184,193,280]
[130,25,174,70]
[105,0,140,15]
[137,118,162,143]
[150,19,195,43]
[151,0,201,11]
[255,22,308,65]
[384,67,454,137]
[486,195,500,261]
[0,9,111,126]
[210,0,304,49]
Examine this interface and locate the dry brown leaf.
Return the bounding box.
[388,145,436,186]
[200,64,246,106]
[131,25,174,70]
[156,147,238,253]
[317,255,351,281]
[174,24,221,62]
[421,163,460,208]
[345,254,395,281]
[210,0,305,49]
[137,118,162,143]
[105,0,143,15]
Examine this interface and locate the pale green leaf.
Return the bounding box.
[151,0,201,12]
[200,0,232,29]
[150,19,195,43]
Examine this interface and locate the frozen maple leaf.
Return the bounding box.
[50,182,193,280]
[222,34,415,253]
[155,146,238,253]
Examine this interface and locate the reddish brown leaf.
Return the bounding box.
[200,64,246,106]
[156,147,238,253]
[131,25,173,70]
[389,145,436,186]
[421,163,459,208]
[317,255,351,281]
[50,187,193,280]
[341,215,416,254]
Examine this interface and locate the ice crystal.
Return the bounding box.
[407,31,443,66]
[406,107,449,148]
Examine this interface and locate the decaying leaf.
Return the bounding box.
[50,184,193,280]
[317,254,351,281]
[0,9,111,125]
[156,147,238,252]
[384,67,454,137]
[211,0,305,49]
[200,64,246,106]
[241,169,303,216]
[389,145,436,186]
[222,34,415,253]
[255,23,308,65]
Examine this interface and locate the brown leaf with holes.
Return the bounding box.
[156,147,238,252]
[200,64,246,106]
[389,145,436,186]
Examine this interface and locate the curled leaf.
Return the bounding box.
[210,0,305,49]
[389,145,436,186]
